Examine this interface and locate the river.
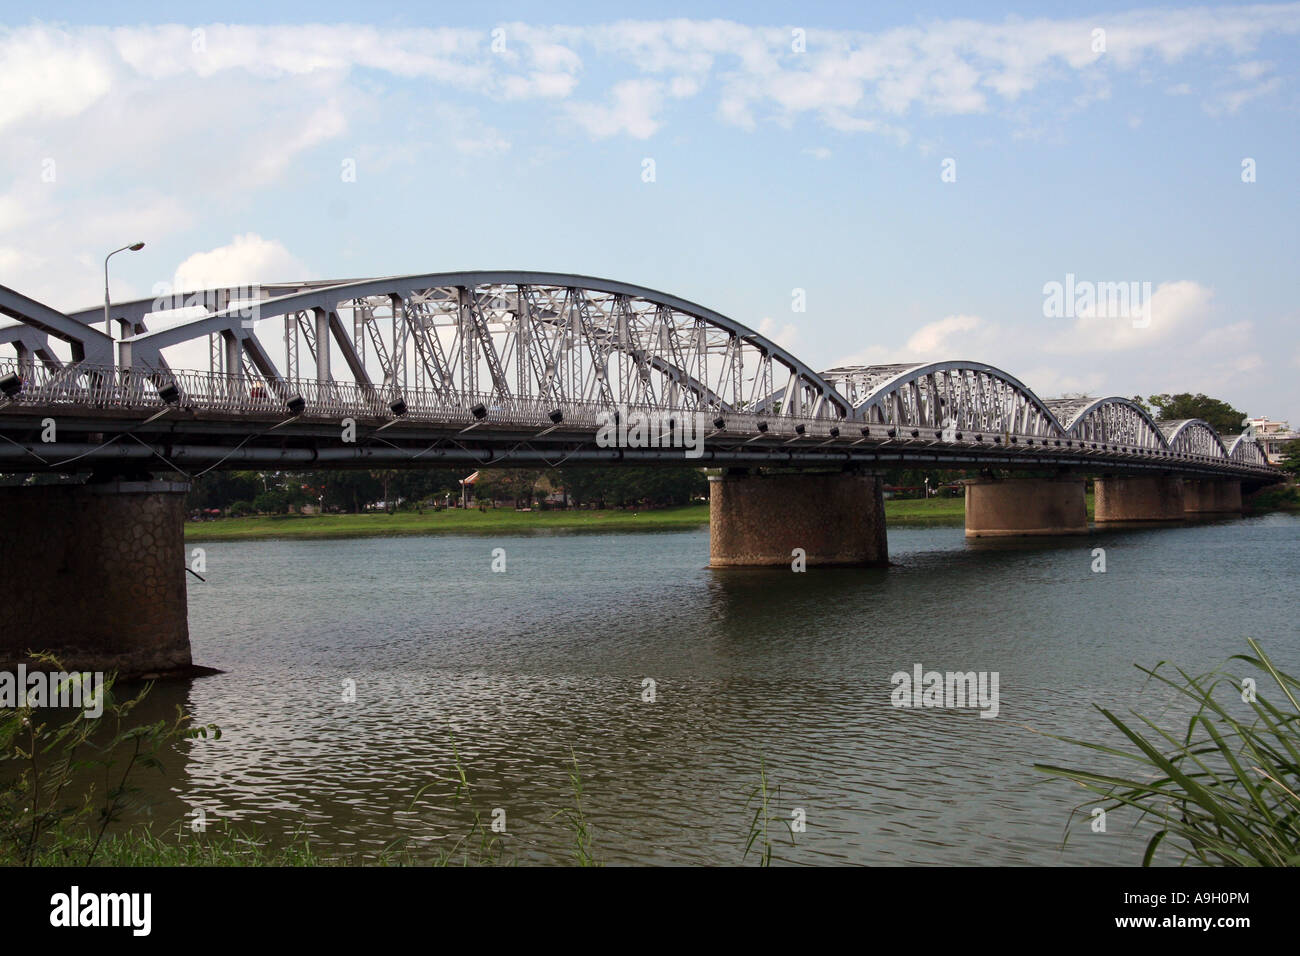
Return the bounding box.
[124,513,1300,865]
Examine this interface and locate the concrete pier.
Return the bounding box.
[708,470,888,567]
[964,476,1088,537]
[1183,479,1243,516]
[0,480,193,677]
[1094,476,1186,523]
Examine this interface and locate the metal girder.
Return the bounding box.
[0,284,114,367]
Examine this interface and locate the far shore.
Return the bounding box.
[185,496,980,542]
[181,489,1300,543]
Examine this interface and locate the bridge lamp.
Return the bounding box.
[955,432,963,441]
[886,428,895,438]
[372,395,409,434]
[471,403,488,420]
[0,372,21,402]
[712,416,726,430]
[828,426,839,438]
[909,429,919,438]
[286,395,307,415]
[103,241,146,340]
[548,408,563,424]
[794,423,806,436]
[974,434,982,442]
[756,421,769,433]
[860,427,871,438]
[134,379,184,427]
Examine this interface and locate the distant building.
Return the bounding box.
[1243,417,1298,465]
[459,470,479,508]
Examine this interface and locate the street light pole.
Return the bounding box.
[103,242,145,341]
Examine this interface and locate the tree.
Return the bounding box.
[1279,440,1300,479]
[320,471,383,513]
[474,469,542,508]
[1147,393,1247,435]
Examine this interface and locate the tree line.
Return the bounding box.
[185,466,709,515]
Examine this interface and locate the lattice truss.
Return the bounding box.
[199,281,843,420]
[823,363,1062,436]
[1045,397,1166,450]
[1162,420,1228,459]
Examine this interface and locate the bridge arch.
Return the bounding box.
[821,361,1064,436]
[1224,433,1268,467]
[120,272,853,421]
[1161,419,1229,459]
[1043,397,1169,452]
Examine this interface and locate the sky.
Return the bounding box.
[2,1,1297,422]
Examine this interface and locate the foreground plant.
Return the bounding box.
[0,654,220,867]
[1037,639,1300,866]
[744,757,795,866]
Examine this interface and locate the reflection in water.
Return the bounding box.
[107,513,1300,864]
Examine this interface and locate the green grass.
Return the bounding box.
[185,493,1103,541]
[1036,639,1300,866]
[186,504,712,541]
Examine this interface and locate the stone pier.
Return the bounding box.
[1094,476,1186,523]
[708,470,888,567]
[1183,478,1243,516]
[0,480,194,677]
[964,476,1088,537]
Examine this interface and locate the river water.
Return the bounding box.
[127,513,1299,865]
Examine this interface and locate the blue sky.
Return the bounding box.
[2,2,1297,421]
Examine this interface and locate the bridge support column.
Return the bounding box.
[0,480,194,678]
[708,470,888,567]
[964,476,1087,537]
[1093,476,1185,523]
[1183,479,1243,516]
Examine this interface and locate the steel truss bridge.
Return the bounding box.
[0,272,1279,481]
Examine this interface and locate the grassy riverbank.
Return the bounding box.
[186,504,712,541]
[184,496,997,541]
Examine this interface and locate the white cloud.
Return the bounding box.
[566,79,665,139]
[833,313,1003,367]
[172,234,311,291]
[905,314,985,356]
[758,317,799,351]
[1045,279,1214,352]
